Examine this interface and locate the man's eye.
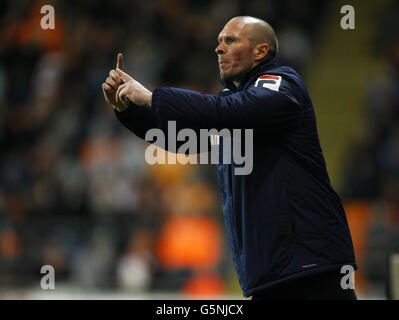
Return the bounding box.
[227,38,235,43]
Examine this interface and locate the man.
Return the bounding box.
[102,16,357,300]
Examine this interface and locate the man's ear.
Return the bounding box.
[254,43,270,62]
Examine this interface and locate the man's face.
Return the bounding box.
[215,20,256,83]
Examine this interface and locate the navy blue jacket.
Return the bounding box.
[115,59,357,297]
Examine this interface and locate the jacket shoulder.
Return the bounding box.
[250,65,310,103]
[254,65,305,86]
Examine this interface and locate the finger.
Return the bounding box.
[102,83,107,96]
[116,53,123,70]
[106,76,118,90]
[102,83,113,92]
[116,69,132,83]
[116,82,127,105]
[109,70,122,84]
[119,87,130,105]
[118,87,125,105]
[102,83,113,105]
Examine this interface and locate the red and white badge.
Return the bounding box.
[254,75,282,91]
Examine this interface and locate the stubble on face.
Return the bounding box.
[216,20,256,85]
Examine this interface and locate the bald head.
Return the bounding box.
[229,16,278,61]
[216,16,278,84]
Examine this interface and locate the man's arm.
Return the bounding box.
[150,82,303,133]
[114,101,212,154]
[114,103,158,141]
[116,70,303,134]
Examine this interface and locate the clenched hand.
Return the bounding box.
[102,53,131,112]
[115,71,153,107]
[102,53,152,111]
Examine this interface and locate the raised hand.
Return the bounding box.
[115,72,153,107]
[102,53,132,112]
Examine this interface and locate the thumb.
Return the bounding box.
[116,69,133,83]
[116,53,123,70]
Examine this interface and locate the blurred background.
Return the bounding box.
[0,0,398,299]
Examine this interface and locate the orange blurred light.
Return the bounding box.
[156,216,223,270]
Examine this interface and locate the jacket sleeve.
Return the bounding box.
[114,103,157,141]
[151,77,303,133]
[114,103,211,154]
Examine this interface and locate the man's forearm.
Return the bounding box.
[151,86,302,132]
[115,103,158,141]
[115,97,211,154]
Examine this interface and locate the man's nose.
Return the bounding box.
[215,42,225,55]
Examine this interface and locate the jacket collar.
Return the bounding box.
[221,58,278,92]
